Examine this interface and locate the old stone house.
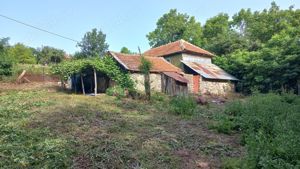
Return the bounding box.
[109,39,237,96]
[143,39,238,96]
[108,51,189,95]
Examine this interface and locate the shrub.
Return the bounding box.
[221,157,244,169]
[151,92,168,102]
[216,93,300,169]
[106,86,126,99]
[0,52,13,77]
[169,95,197,116]
[210,113,235,134]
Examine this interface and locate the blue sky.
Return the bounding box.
[1,0,299,54]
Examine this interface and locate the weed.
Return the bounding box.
[168,95,198,116]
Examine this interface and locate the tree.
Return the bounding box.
[147,9,203,47]
[0,37,10,52]
[37,46,65,64]
[139,54,152,100]
[78,28,109,58]
[73,52,85,59]
[203,13,230,41]
[9,43,36,64]
[120,47,132,54]
[0,38,13,77]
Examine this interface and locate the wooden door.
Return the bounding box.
[193,75,200,94]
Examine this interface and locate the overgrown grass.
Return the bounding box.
[212,93,300,169]
[0,89,242,168]
[168,95,198,117]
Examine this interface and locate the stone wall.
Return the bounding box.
[183,74,194,93]
[130,73,162,92]
[200,77,235,96]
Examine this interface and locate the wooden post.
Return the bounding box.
[16,70,26,83]
[94,68,97,96]
[81,73,85,95]
[145,73,151,100]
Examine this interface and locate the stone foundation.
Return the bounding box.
[200,78,235,96]
[183,74,194,93]
[130,73,161,92]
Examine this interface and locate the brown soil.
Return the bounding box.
[22,73,60,82]
[0,82,60,92]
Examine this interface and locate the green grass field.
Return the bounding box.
[0,85,242,169]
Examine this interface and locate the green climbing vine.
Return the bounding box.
[51,56,134,89]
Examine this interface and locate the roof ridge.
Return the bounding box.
[144,40,181,53]
[181,40,214,56]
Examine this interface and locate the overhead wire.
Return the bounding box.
[0,14,79,43]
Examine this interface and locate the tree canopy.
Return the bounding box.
[147,9,203,47]
[9,43,36,64]
[148,2,300,94]
[0,38,13,77]
[77,28,109,58]
[120,47,133,54]
[36,46,66,64]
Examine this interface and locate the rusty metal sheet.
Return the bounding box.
[182,61,238,81]
[163,72,189,83]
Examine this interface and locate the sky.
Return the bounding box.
[1,0,299,54]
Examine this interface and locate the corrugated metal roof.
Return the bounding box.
[163,72,189,83]
[182,61,238,81]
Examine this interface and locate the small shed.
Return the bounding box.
[161,72,189,96]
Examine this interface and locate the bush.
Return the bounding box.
[106,86,126,99]
[216,93,300,169]
[0,53,13,78]
[169,95,197,116]
[221,157,243,169]
[151,92,168,102]
[210,113,235,134]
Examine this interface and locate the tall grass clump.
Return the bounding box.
[169,95,197,116]
[217,93,300,169]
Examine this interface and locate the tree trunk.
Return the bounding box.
[81,73,85,95]
[60,75,65,90]
[94,68,97,96]
[144,73,151,100]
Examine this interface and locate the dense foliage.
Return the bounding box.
[36,46,66,64]
[147,9,203,47]
[168,96,197,116]
[0,37,67,80]
[148,2,300,94]
[52,56,134,89]
[0,38,13,77]
[8,43,36,64]
[213,93,300,168]
[139,56,152,100]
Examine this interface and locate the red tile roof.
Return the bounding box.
[143,39,214,57]
[108,51,182,73]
